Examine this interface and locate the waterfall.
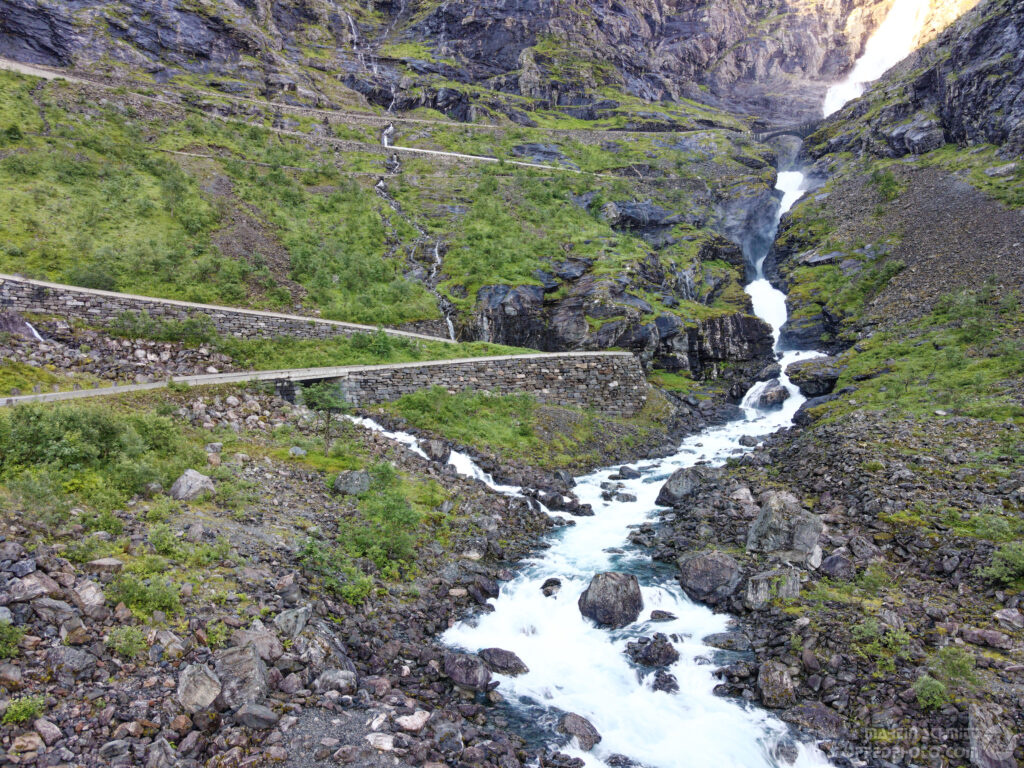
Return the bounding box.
[24,322,45,342]
[344,168,832,766]
[823,0,932,116]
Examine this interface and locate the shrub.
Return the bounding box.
[913,674,949,710]
[0,621,25,659]
[930,645,979,688]
[981,542,1024,585]
[105,626,147,659]
[2,695,45,724]
[107,574,181,618]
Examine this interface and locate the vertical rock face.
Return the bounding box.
[810,0,1023,159]
[0,0,976,122]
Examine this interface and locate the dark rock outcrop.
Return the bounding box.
[785,357,845,397]
[677,550,741,605]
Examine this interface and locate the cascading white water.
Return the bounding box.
[346,169,826,766]
[24,322,45,342]
[822,0,931,116]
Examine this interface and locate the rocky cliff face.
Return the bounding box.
[0,0,910,123]
[809,0,1024,160]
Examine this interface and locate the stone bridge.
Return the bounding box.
[752,120,822,143]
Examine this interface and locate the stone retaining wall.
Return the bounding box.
[328,353,648,416]
[0,274,450,343]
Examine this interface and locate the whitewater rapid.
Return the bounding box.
[823,0,931,116]
[431,167,826,767]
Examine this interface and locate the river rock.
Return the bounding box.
[443,652,492,691]
[785,357,845,397]
[333,470,371,496]
[558,712,602,751]
[541,577,562,597]
[478,647,529,676]
[677,550,741,604]
[703,631,752,651]
[746,491,823,563]
[422,439,451,463]
[578,572,643,628]
[655,467,708,507]
[625,633,679,667]
[169,469,215,500]
[756,379,790,409]
[214,644,268,708]
[757,660,796,708]
[178,664,222,713]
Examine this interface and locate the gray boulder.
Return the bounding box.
[273,605,312,638]
[819,553,856,581]
[677,550,741,605]
[746,491,823,564]
[46,646,96,683]
[177,664,222,713]
[785,357,845,397]
[655,467,707,507]
[703,631,752,651]
[333,470,371,496]
[443,652,492,691]
[478,648,529,676]
[231,619,283,662]
[757,660,795,708]
[313,668,357,694]
[744,568,801,611]
[756,379,790,409]
[214,645,268,709]
[234,703,279,729]
[558,712,602,751]
[968,702,1016,768]
[169,469,215,501]
[625,634,679,667]
[578,572,643,628]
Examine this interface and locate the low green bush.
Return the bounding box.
[2,695,45,724]
[913,674,949,710]
[107,574,181,618]
[105,626,147,659]
[981,542,1024,586]
[0,621,25,659]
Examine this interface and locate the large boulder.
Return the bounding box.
[213,645,268,709]
[578,572,643,628]
[558,712,602,751]
[744,568,801,611]
[968,702,1017,768]
[757,660,796,708]
[785,357,845,397]
[443,652,492,691]
[169,470,215,501]
[478,648,529,676]
[746,491,823,564]
[756,379,790,410]
[333,470,371,496]
[177,664,222,713]
[625,634,679,667]
[655,466,709,507]
[677,550,741,605]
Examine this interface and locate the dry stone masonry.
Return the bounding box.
[0,274,449,343]
[329,353,647,416]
